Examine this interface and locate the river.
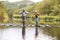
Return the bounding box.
[0,27,56,40]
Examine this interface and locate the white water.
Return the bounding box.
[0,28,56,40]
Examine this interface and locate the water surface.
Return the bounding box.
[0,27,56,40]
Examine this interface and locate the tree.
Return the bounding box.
[0,2,8,23]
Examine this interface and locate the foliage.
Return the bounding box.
[0,2,8,23]
[23,0,60,16]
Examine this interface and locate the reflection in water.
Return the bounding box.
[22,27,25,40]
[35,27,38,37]
[0,28,56,40]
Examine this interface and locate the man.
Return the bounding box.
[22,9,26,21]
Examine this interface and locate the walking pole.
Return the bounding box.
[22,9,26,40]
[34,10,39,37]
